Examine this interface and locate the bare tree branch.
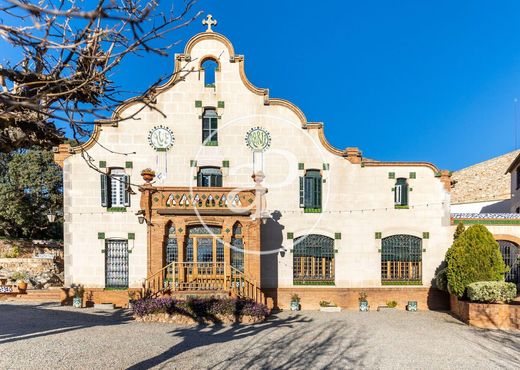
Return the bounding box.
[0,0,202,152]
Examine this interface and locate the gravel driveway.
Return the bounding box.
[0,302,518,369]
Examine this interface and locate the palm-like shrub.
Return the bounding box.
[445,224,506,298]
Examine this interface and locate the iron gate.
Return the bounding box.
[105,239,129,288]
[498,240,519,284]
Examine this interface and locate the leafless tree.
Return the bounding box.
[0,0,202,152]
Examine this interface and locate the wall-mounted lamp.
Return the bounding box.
[135,210,148,225]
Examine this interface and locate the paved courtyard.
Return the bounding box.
[0,302,518,369]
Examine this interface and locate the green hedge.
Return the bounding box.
[466,281,517,303]
[434,268,448,292]
[445,225,506,298]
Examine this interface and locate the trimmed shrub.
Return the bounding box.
[467,281,517,303]
[435,267,448,292]
[453,223,465,241]
[445,225,506,298]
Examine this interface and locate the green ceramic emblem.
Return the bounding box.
[245,127,271,152]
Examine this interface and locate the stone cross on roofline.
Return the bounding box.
[202,14,217,32]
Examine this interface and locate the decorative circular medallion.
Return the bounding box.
[245,127,271,152]
[148,125,174,151]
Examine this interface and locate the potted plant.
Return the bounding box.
[140,168,156,183]
[72,284,84,308]
[358,291,369,312]
[290,293,301,311]
[12,272,28,292]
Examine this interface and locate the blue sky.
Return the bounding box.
[3,0,520,170]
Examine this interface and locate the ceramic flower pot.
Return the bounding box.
[290,301,300,311]
[359,301,369,312]
[73,297,83,308]
[17,281,28,292]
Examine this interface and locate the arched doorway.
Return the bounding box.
[381,235,422,285]
[497,240,520,284]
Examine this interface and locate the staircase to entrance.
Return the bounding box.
[143,261,266,305]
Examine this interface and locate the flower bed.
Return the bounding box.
[131,297,270,325]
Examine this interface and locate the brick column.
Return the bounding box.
[148,215,168,277]
[244,218,262,286]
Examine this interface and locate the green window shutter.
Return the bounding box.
[215,174,223,187]
[299,177,305,208]
[316,176,322,208]
[100,174,109,207]
[124,175,131,207]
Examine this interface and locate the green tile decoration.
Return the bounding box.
[298,163,304,170]
[422,232,430,239]
[128,233,135,240]
[98,232,105,240]
[323,163,330,170]
[99,161,106,168]
[125,161,133,169]
[334,232,341,240]
[222,160,230,168]
[190,160,197,167]
[287,232,294,239]
[195,100,202,107]
[388,172,395,179]
[409,172,416,179]
[375,232,382,239]
[218,101,225,108]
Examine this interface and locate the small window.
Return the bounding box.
[101,168,130,208]
[197,167,222,187]
[201,59,218,87]
[299,170,322,212]
[516,207,520,214]
[394,178,408,206]
[202,108,218,145]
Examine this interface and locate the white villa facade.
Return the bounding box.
[54,17,519,309]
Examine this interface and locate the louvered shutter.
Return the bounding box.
[101,174,109,207]
[316,176,322,208]
[124,175,131,207]
[299,176,305,207]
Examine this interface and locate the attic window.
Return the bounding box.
[201,59,218,87]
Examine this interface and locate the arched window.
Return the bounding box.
[231,222,244,272]
[197,167,222,187]
[299,170,322,212]
[293,234,334,284]
[202,108,218,145]
[497,240,520,284]
[394,178,409,207]
[381,235,422,285]
[201,59,218,87]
